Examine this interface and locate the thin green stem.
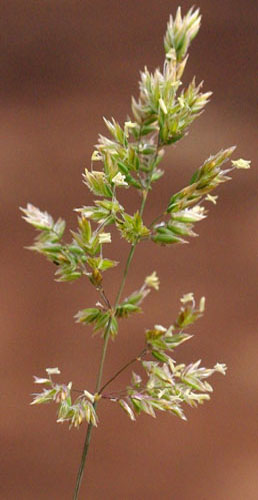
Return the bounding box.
[98,347,147,394]
[73,319,111,500]
[114,244,137,307]
[98,287,112,310]
[149,211,166,229]
[139,136,161,218]
[73,420,93,499]
[73,135,160,500]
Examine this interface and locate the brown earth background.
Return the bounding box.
[1,1,257,499]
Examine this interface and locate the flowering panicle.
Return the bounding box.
[21,6,249,479]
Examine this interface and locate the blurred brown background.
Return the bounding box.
[1,1,257,499]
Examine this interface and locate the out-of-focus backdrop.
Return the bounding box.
[1,1,257,498]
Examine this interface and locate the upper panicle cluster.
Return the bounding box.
[131,8,209,146]
[86,7,209,207]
